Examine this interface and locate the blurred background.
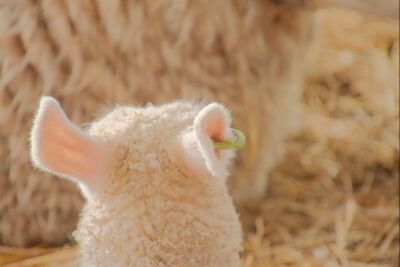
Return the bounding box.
[0,1,398,266]
[240,8,399,267]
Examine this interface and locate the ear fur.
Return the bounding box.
[30,96,112,196]
[181,103,235,180]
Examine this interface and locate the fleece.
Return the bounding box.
[30,97,242,267]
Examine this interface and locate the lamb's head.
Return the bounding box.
[30,96,242,266]
[30,96,237,197]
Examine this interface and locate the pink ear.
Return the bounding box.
[183,103,235,180]
[30,96,112,195]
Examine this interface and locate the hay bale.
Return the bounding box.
[0,0,311,247]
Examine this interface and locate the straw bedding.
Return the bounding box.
[239,10,399,266]
[0,6,398,267]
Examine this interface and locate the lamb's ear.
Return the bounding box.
[180,103,235,180]
[30,96,112,195]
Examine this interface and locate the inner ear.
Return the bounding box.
[195,103,232,143]
[192,103,235,179]
[30,96,113,196]
[206,117,224,142]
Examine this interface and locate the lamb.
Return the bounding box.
[30,96,242,267]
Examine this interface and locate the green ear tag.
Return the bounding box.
[213,128,246,150]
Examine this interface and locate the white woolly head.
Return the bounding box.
[30,96,238,195]
[29,96,242,266]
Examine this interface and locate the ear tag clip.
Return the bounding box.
[213,128,245,150]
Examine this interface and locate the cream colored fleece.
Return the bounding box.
[82,102,241,267]
[30,98,242,266]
